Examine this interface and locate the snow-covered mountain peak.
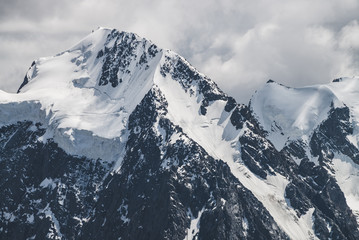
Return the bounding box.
[0,28,236,163]
[251,79,344,150]
[251,76,359,151]
[0,28,166,161]
[2,29,359,240]
[19,28,161,98]
[326,76,359,127]
[265,79,289,87]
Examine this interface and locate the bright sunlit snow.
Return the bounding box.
[251,77,359,230]
[155,53,317,239]
[0,28,160,164]
[1,28,358,239]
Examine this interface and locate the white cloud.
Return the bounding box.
[339,20,359,50]
[0,0,358,103]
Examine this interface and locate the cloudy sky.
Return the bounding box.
[1,0,358,103]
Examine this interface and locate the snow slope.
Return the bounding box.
[250,80,343,150]
[153,53,317,239]
[327,77,359,145]
[1,28,356,239]
[330,153,359,224]
[251,77,359,230]
[0,28,161,163]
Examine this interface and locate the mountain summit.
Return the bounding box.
[1,28,359,239]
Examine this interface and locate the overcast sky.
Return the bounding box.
[1,0,358,103]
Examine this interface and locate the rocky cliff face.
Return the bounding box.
[1,28,359,239]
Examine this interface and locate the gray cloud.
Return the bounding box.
[0,0,358,103]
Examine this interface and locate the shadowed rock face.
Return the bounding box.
[0,121,112,239]
[97,30,159,88]
[280,105,359,239]
[0,90,287,240]
[78,88,287,240]
[1,29,359,240]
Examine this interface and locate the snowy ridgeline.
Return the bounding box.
[251,78,359,225]
[0,28,359,239]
